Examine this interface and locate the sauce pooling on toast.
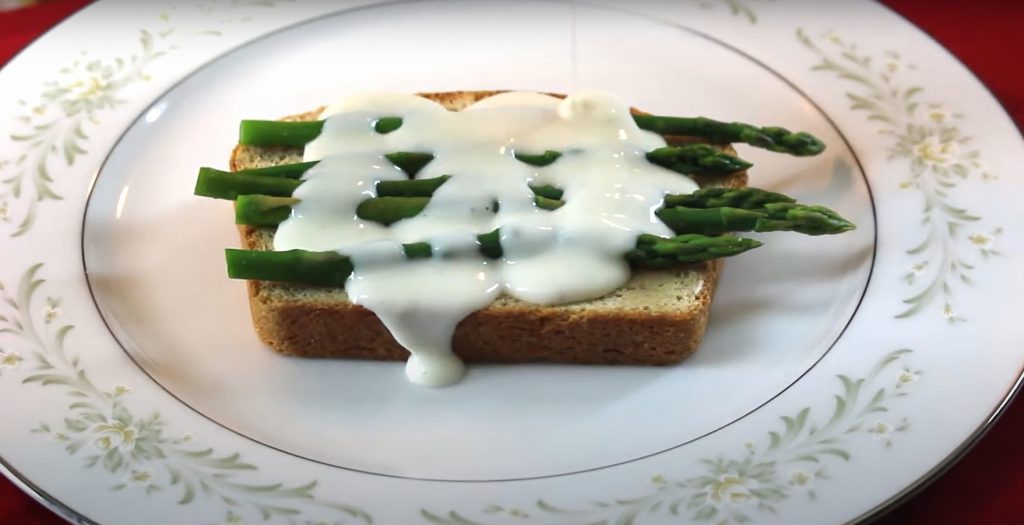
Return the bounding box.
[274,91,698,386]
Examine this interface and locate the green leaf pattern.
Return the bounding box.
[797,29,1001,322]
[422,349,920,525]
[0,0,294,238]
[692,0,760,24]
[0,264,372,525]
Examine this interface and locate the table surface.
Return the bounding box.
[1,1,1022,523]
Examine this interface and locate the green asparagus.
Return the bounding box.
[646,144,752,175]
[376,175,451,197]
[376,175,564,200]
[196,168,564,202]
[225,231,762,286]
[662,186,795,209]
[375,117,403,134]
[194,167,301,200]
[226,248,354,287]
[201,155,430,181]
[526,184,563,200]
[198,164,854,236]
[656,203,854,236]
[222,161,318,180]
[218,151,556,179]
[198,141,757,200]
[239,116,824,156]
[202,167,798,207]
[384,152,433,176]
[235,195,297,226]
[630,115,825,156]
[212,102,845,291]
[514,150,561,166]
[213,144,751,193]
[232,190,852,236]
[626,234,763,268]
[355,195,564,226]
[238,120,321,148]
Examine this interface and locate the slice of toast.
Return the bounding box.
[230,91,747,365]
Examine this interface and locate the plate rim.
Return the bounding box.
[0,1,1021,523]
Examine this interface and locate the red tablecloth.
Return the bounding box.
[1,1,1022,523]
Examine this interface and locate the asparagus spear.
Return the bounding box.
[201,153,430,179]
[232,193,564,228]
[201,167,802,209]
[226,248,354,287]
[514,150,561,166]
[194,167,301,200]
[214,143,753,194]
[221,151,557,181]
[222,160,319,180]
[225,232,762,286]
[384,146,747,176]
[646,144,751,174]
[235,195,297,226]
[376,175,451,197]
[385,152,433,176]
[239,116,824,156]
[200,139,756,200]
[656,203,854,236]
[626,234,763,268]
[662,186,795,209]
[374,175,569,200]
[233,191,852,236]
[356,195,564,226]
[630,115,825,156]
[206,163,854,236]
[375,117,403,134]
[196,167,565,202]
[238,120,322,148]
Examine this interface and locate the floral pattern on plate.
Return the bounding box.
[798,29,1002,322]
[422,350,919,525]
[0,264,372,525]
[1,0,293,237]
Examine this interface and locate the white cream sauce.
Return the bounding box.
[274,91,699,386]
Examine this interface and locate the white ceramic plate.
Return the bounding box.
[1,1,1021,524]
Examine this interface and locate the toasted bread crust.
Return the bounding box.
[231,91,746,365]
